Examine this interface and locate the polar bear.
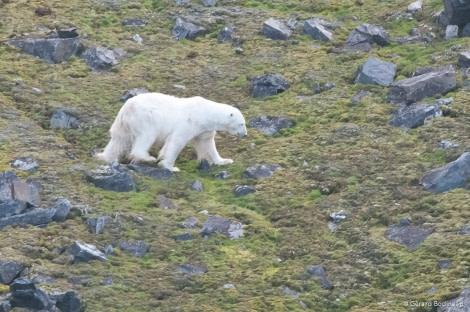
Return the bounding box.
[96,92,247,172]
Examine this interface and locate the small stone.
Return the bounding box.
[182,217,199,228]
[189,180,203,192]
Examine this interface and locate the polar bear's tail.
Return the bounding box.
[96,104,134,163]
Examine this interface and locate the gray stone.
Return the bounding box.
[198,159,211,171]
[242,164,281,179]
[172,17,205,41]
[250,74,290,98]
[52,290,81,312]
[50,109,78,129]
[442,0,470,26]
[176,264,206,275]
[101,276,114,286]
[249,116,295,136]
[127,164,173,180]
[457,225,470,235]
[9,278,50,310]
[308,265,333,289]
[0,260,24,284]
[388,66,456,104]
[57,28,79,39]
[440,139,459,149]
[0,171,19,200]
[385,224,434,250]
[174,0,189,4]
[131,34,143,44]
[437,288,470,312]
[0,200,27,218]
[420,152,470,193]
[87,162,136,192]
[173,232,193,241]
[217,25,235,44]
[12,178,41,207]
[7,36,80,64]
[0,300,11,312]
[463,23,470,37]
[120,88,148,102]
[51,198,72,222]
[345,24,389,51]
[282,286,300,298]
[438,259,451,270]
[458,51,470,68]
[189,180,203,192]
[350,90,371,105]
[104,245,114,255]
[214,171,230,179]
[87,216,111,234]
[261,18,292,40]
[66,241,107,263]
[303,20,333,42]
[200,215,244,239]
[0,208,57,230]
[156,194,179,210]
[115,240,149,258]
[9,157,39,172]
[389,103,443,129]
[355,57,397,86]
[122,18,146,27]
[436,10,450,28]
[182,217,199,229]
[445,25,459,40]
[82,47,118,71]
[408,0,422,12]
[234,185,256,197]
[223,284,236,289]
[202,0,217,6]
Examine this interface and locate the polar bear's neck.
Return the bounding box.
[183,97,232,132]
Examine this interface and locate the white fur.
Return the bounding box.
[96,92,247,172]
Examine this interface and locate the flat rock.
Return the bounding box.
[420,152,470,193]
[308,265,333,290]
[385,224,434,250]
[182,217,199,229]
[0,171,20,200]
[172,17,205,41]
[437,288,470,312]
[122,18,146,27]
[82,47,118,71]
[50,110,78,129]
[156,194,179,210]
[176,264,206,275]
[0,260,24,285]
[350,90,371,105]
[67,241,108,263]
[11,180,40,207]
[303,19,333,42]
[249,116,295,136]
[0,208,57,230]
[9,157,39,172]
[261,18,292,40]
[389,103,442,129]
[127,164,173,180]
[242,164,281,179]
[200,215,244,239]
[87,162,136,192]
[0,200,27,218]
[115,240,149,258]
[355,57,396,86]
[250,74,290,99]
[234,185,256,197]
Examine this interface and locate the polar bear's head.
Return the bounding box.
[227,108,247,137]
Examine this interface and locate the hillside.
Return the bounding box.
[0,0,470,311]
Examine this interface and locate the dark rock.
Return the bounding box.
[438,259,451,270]
[120,88,149,102]
[436,10,450,28]
[0,200,27,218]
[176,264,207,275]
[217,25,235,44]
[234,185,256,197]
[442,0,470,26]
[200,215,244,239]
[0,260,24,285]
[303,19,333,42]
[0,208,56,230]
[127,164,173,180]
[457,225,470,235]
[172,17,205,41]
[249,116,295,136]
[87,216,111,234]
[388,66,456,104]
[345,23,389,51]
[0,171,20,200]
[458,51,470,68]
[122,18,146,27]
[57,27,79,38]
[420,152,470,193]
[82,47,118,71]
[202,0,217,6]
[440,139,459,149]
[104,245,115,255]
[437,288,470,312]
[214,171,230,179]
[0,300,11,312]
[384,224,434,250]
[389,103,442,128]
[355,57,396,86]
[52,290,81,312]
[312,83,322,94]
[173,232,193,241]
[308,265,333,290]
[87,162,136,192]
[10,278,50,310]
[156,194,179,210]
[51,198,72,222]
[9,157,39,172]
[463,23,470,37]
[445,25,459,40]
[7,36,80,64]
[261,18,292,40]
[115,240,149,258]
[50,109,78,129]
[198,159,211,171]
[189,180,203,192]
[182,217,199,229]
[66,241,108,263]
[250,74,290,99]
[350,90,371,105]
[242,164,281,179]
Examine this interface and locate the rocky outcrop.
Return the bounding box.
[345,24,389,52]
[355,57,396,86]
[385,223,434,250]
[173,17,205,40]
[250,74,290,98]
[437,288,470,312]
[388,98,453,128]
[261,18,292,40]
[86,162,136,192]
[442,0,470,26]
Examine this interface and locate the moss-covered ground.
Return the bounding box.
[0,0,469,311]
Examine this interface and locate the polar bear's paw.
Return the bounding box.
[215,158,233,166]
[130,155,157,164]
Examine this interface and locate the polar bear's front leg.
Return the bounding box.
[129,135,157,164]
[194,131,233,166]
[157,137,186,172]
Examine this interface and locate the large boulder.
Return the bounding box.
[0,171,20,200]
[442,0,470,27]
[458,51,470,68]
[50,109,79,129]
[388,100,449,128]
[82,47,118,71]
[172,17,205,41]
[0,208,57,230]
[86,162,136,192]
[250,74,290,98]
[385,223,434,251]
[388,66,456,104]
[420,152,470,193]
[9,278,50,310]
[0,260,24,285]
[345,24,389,52]
[303,19,333,42]
[261,18,292,40]
[67,241,108,263]
[249,116,295,135]
[355,57,396,86]
[7,36,80,64]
